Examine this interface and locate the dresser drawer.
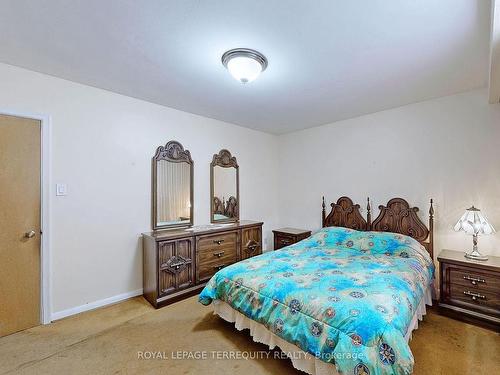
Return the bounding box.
[198,250,237,281]
[197,231,238,282]
[449,284,500,313]
[197,231,238,254]
[198,244,237,264]
[450,266,500,293]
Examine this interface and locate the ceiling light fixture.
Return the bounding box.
[221,48,268,84]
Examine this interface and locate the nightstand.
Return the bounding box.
[273,228,311,250]
[438,249,500,331]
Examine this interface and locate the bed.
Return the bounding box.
[199,197,435,375]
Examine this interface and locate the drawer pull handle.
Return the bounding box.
[170,261,185,269]
[213,239,225,245]
[280,239,290,245]
[214,264,226,270]
[247,244,258,252]
[213,251,225,258]
[463,275,485,285]
[463,290,486,301]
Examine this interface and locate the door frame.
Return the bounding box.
[0,109,52,325]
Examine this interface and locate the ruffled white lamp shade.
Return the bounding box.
[454,206,495,261]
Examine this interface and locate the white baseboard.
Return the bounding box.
[51,289,143,321]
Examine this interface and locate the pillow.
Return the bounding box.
[296,226,430,259]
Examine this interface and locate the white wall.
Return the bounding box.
[0,63,280,315]
[278,89,500,258]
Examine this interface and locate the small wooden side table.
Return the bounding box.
[272,228,311,250]
[438,249,500,331]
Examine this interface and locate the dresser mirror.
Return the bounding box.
[152,140,193,230]
[211,149,239,223]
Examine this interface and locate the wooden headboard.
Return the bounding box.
[322,196,369,230]
[322,196,434,258]
[213,197,224,215]
[213,195,239,218]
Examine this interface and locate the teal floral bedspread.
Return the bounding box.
[199,227,434,375]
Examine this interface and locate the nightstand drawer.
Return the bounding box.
[449,284,500,312]
[450,266,500,293]
[275,233,294,249]
[273,228,312,250]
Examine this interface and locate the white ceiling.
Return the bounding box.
[0,0,492,134]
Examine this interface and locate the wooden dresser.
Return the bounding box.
[142,220,263,308]
[273,228,311,250]
[438,249,500,331]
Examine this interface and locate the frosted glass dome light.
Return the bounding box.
[222,48,268,84]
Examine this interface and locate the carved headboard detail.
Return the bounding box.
[372,198,428,241]
[322,196,369,231]
[372,198,434,258]
[213,197,224,215]
[225,196,238,218]
[322,196,434,258]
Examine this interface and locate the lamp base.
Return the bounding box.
[464,249,489,261]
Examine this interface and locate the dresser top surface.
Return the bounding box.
[438,249,500,271]
[143,220,263,240]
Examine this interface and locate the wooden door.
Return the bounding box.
[158,238,195,296]
[176,238,195,290]
[241,226,262,260]
[158,241,176,296]
[0,114,41,337]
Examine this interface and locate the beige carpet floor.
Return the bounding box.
[0,296,498,374]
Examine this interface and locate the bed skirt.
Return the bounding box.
[212,286,433,375]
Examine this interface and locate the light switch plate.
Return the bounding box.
[56,183,67,196]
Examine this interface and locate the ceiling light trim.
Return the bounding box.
[221,48,268,71]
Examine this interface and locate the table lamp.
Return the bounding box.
[453,206,495,261]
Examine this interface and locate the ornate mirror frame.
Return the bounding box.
[210,149,239,223]
[152,140,194,230]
